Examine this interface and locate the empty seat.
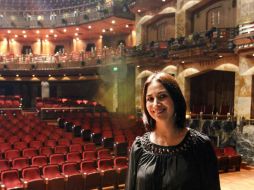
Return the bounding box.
[98,158,117,189]
[69,144,83,153]
[31,155,48,168]
[44,140,57,148]
[12,157,30,171]
[42,164,65,190]
[0,160,10,173]
[49,153,65,165]
[5,149,20,162]
[224,147,242,171]
[54,145,69,154]
[22,166,45,190]
[58,138,70,146]
[23,135,34,144]
[8,136,20,145]
[0,169,25,190]
[22,148,38,159]
[80,160,101,190]
[29,140,43,149]
[0,142,12,154]
[62,162,84,190]
[66,152,82,163]
[71,137,84,145]
[82,151,97,161]
[214,147,229,172]
[39,146,53,157]
[97,149,112,159]
[13,141,28,151]
[83,143,96,151]
[114,156,128,189]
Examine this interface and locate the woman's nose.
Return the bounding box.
[153,98,160,105]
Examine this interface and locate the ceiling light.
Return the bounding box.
[22,30,26,34]
[88,25,92,29]
[76,28,79,31]
[63,28,67,32]
[125,24,129,28]
[15,35,18,38]
[36,30,40,34]
[16,74,19,77]
[48,74,51,77]
[7,30,11,34]
[54,34,57,38]
[111,20,115,24]
[24,35,27,38]
[102,29,106,33]
[137,9,141,13]
[46,35,49,38]
[50,29,54,33]
[32,74,35,77]
[110,28,113,31]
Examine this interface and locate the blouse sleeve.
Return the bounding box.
[200,139,221,190]
[125,137,142,190]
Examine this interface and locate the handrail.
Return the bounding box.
[0,1,133,29]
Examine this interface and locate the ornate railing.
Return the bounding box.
[0,0,134,29]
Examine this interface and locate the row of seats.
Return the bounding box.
[214,147,242,172]
[0,149,121,170]
[0,156,128,190]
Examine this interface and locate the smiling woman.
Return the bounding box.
[126,72,221,190]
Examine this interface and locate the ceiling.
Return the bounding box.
[0,16,135,42]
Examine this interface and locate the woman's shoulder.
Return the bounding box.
[188,128,214,149]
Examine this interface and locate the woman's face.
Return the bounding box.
[146,80,175,123]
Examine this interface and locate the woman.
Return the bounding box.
[126,72,220,190]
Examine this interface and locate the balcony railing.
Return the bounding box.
[125,27,238,60]
[0,0,134,29]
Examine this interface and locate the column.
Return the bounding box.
[41,81,50,98]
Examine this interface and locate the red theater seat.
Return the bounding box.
[42,164,65,190]
[49,153,65,165]
[22,148,38,159]
[98,158,117,189]
[22,166,45,190]
[80,160,100,190]
[62,162,84,190]
[0,160,10,173]
[69,144,83,153]
[12,157,29,171]
[31,155,48,168]
[114,156,128,188]
[223,147,242,171]
[39,146,53,157]
[66,152,82,163]
[0,169,25,190]
[82,151,97,161]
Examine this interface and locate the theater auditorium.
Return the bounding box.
[0,0,253,189]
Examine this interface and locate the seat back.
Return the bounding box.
[82,151,97,161]
[97,149,112,159]
[66,152,82,162]
[83,143,96,151]
[98,158,114,170]
[31,155,48,167]
[12,157,29,170]
[1,169,21,186]
[69,144,83,153]
[49,153,65,165]
[42,164,62,178]
[22,166,41,181]
[114,157,128,168]
[0,160,10,172]
[62,162,80,175]
[80,160,97,173]
[23,148,38,158]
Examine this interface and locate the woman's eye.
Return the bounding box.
[146,97,153,102]
[158,94,167,100]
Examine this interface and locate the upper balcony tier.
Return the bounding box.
[0,0,134,29]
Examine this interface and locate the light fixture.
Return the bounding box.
[88,25,92,29]
[125,24,129,28]
[16,74,19,77]
[7,30,11,34]
[137,9,141,13]
[36,30,40,34]
[110,28,113,31]
[76,28,79,31]
[22,30,26,34]
[24,35,27,38]
[63,28,67,32]
[15,35,18,38]
[111,20,115,24]
[32,74,35,77]
[48,74,51,77]
[102,29,106,33]
[50,29,54,33]
[75,33,78,36]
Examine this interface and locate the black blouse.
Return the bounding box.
[125,128,221,190]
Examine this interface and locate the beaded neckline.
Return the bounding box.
[140,129,196,155]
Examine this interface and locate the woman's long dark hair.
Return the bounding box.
[142,72,186,131]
